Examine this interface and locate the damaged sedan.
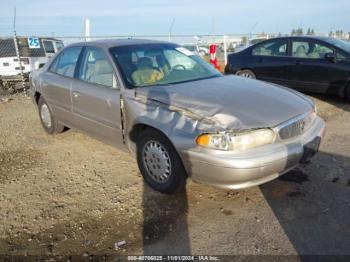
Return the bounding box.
[29,39,326,193]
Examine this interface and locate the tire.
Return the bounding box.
[137,128,187,194]
[236,69,256,79]
[38,97,65,134]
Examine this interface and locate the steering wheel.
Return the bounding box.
[172,64,186,70]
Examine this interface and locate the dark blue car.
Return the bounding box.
[225,36,350,100]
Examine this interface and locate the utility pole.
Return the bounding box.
[84,18,91,42]
[168,18,175,42]
[13,7,26,95]
[249,22,258,43]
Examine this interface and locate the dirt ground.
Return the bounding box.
[0,91,350,260]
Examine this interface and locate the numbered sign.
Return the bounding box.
[27,37,41,49]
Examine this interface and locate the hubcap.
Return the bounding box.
[40,103,52,128]
[142,140,171,183]
[239,72,253,78]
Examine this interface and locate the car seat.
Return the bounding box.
[89,59,114,86]
[295,45,308,58]
[131,57,164,86]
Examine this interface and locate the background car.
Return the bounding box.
[225,36,350,100]
[0,37,64,92]
[182,44,209,57]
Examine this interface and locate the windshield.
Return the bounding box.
[110,43,221,88]
[324,38,350,53]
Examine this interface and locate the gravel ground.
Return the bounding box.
[0,92,349,260]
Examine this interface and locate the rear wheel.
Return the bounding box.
[38,97,65,134]
[137,128,187,194]
[236,69,256,79]
[346,84,350,101]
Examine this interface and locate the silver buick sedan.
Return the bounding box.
[30,39,326,193]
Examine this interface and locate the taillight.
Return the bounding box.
[20,58,30,65]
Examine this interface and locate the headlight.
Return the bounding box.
[196,129,276,151]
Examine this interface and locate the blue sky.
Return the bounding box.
[0,0,349,36]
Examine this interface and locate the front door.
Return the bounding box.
[72,47,124,148]
[285,39,343,93]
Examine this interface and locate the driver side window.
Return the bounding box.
[292,41,334,59]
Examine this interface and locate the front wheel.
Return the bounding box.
[137,129,187,194]
[236,69,256,79]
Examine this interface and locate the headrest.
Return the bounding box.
[296,45,306,53]
[95,60,113,75]
[137,57,153,69]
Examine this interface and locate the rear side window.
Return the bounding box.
[43,40,55,54]
[55,41,64,51]
[50,47,82,78]
[252,40,287,57]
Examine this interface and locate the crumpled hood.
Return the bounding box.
[135,75,313,130]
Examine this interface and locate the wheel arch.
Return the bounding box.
[34,91,42,104]
[130,122,190,184]
[128,122,178,156]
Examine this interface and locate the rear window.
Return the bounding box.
[0,39,17,57]
[56,41,64,51]
[17,38,46,57]
[43,40,55,53]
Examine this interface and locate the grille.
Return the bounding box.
[278,112,316,140]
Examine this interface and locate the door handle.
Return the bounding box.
[294,60,302,65]
[72,91,81,98]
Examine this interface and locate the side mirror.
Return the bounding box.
[324,52,336,63]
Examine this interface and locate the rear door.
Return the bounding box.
[71,46,123,147]
[41,46,83,127]
[250,38,289,85]
[285,39,346,93]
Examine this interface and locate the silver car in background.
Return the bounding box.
[30,39,326,193]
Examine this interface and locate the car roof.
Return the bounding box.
[262,35,333,41]
[67,38,172,49]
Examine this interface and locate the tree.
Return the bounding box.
[296,28,303,36]
[291,29,296,36]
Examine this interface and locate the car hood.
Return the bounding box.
[135,75,313,131]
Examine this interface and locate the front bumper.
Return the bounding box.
[180,116,326,189]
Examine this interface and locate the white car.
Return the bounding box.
[183,44,209,57]
[0,37,64,91]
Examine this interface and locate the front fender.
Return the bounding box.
[123,96,200,156]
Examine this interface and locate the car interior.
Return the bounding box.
[292,41,333,59]
[112,46,217,87]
